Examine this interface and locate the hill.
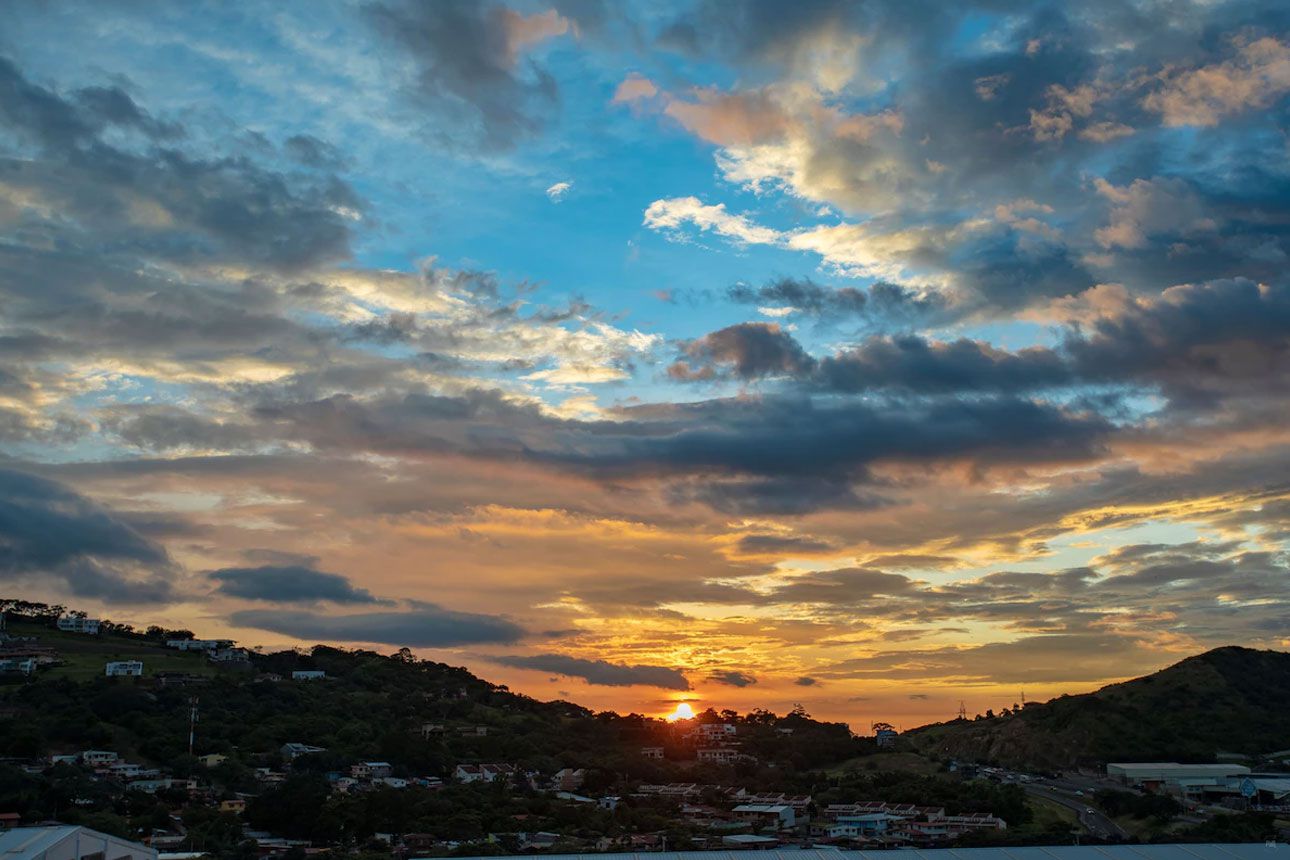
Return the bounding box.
[906,646,1290,770]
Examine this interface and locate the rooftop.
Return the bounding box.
[449,845,1290,860]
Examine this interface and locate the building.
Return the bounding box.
[555,767,586,790]
[733,804,796,830]
[0,658,35,675]
[0,825,156,860]
[874,728,899,748]
[280,742,326,761]
[1240,775,1290,808]
[80,750,118,767]
[208,648,250,663]
[56,617,100,635]
[418,723,446,739]
[351,762,393,780]
[697,747,747,764]
[698,723,737,741]
[827,812,894,839]
[219,799,246,814]
[290,670,326,681]
[164,639,232,651]
[722,834,781,849]
[454,763,516,783]
[104,661,142,677]
[640,746,664,759]
[1106,762,1250,794]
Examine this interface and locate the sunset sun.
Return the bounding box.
[666,702,696,722]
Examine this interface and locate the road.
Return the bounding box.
[1023,783,1129,840]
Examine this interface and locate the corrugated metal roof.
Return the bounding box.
[0,825,157,860]
[450,845,1290,860]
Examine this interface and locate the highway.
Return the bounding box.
[1022,783,1129,840]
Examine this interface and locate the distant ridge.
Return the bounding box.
[907,646,1290,769]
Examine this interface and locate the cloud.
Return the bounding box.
[794,676,819,686]
[367,0,569,150]
[612,73,659,104]
[708,669,757,688]
[670,322,814,381]
[491,653,691,689]
[209,564,383,605]
[545,180,572,202]
[1143,37,1290,127]
[0,468,175,603]
[230,604,526,648]
[643,196,780,245]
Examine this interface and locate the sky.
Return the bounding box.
[1,0,1289,729]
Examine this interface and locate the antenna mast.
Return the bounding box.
[188,696,199,755]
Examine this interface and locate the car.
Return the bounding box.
[1086,808,1096,815]
[1074,790,1085,796]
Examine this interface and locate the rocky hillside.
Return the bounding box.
[906,646,1290,770]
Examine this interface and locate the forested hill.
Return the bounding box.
[0,606,865,781]
[906,646,1290,769]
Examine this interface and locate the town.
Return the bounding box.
[2,603,1288,860]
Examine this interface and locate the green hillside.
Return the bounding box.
[907,646,1290,769]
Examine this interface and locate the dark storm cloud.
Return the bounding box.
[0,468,174,603]
[794,676,819,686]
[367,0,564,151]
[727,277,868,317]
[708,669,757,688]
[667,476,888,517]
[230,604,526,648]
[491,653,691,689]
[209,564,384,605]
[0,57,360,272]
[670,322,814,381]
[734,534,836,555]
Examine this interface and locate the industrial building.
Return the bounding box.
[1106,762,1251,796]
[0,825,155,860]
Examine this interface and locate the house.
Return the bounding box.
[105,661,143,677]
[418,722,446,739]
[48,754,79,766]
[56,617,100,634]
[0,824,156,860]
[280,742,326,761]
[722,833,779,849]
[0,658,35,676]
[555,767,586,790]
[219,798,246,814]
[0,813,19,830]
[80,750,119,767]
[640,746,664,759]
[209,648,250,663]
[599,796,620,811]
[379,776,409,789]
[108,762,144,780]
[455,763,517,783]
[697,747,746,764]
[198,754,227,768]
[351,762,393,780]
[733,804,796,830]
[828,812,894,839]
[698,723,737,741]
[165,639,232,651]
[291,670,326,681]
[875,727,899,748]
[456,725,489,736]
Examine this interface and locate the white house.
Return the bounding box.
[379,776,409,789]
[165,639,233,651]
[733,803,796,830]
[80,750,119,767]
[291,670,326,680]
[0,658,35,675]
[105,661,143,677]
[455,763,516,783]
[57,617,100,634]
[698,723,737,740]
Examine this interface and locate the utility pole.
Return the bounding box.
[957,700,967,720]
[188,697,199,755]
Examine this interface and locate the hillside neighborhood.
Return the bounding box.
[2,604,1289,859]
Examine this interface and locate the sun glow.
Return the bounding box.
[666,702,695,722]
